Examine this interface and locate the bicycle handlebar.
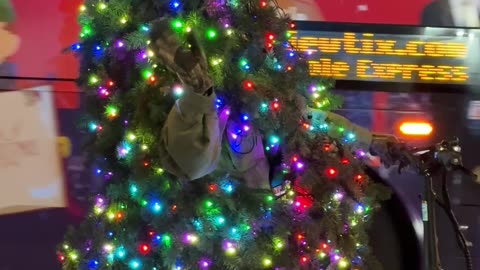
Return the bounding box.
[396,137,477,179]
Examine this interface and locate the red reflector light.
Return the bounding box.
[399,122,433,136]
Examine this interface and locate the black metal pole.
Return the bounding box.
[424,171,442,270]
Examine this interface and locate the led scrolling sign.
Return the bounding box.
[289,31,480,85]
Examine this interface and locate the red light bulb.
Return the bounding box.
[108,81,114,86]
[354,174,364,183]
[243,80,254,90]
[341,158,350,165]
[290,22,296,28]
[260,1,268,8]
[209,184,218,192]
[139,243,151,255]
[326,168,338,178]
[271,101,280,110]
[116,212,124,220]
[300,256,308,263]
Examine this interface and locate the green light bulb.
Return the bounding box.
[105,105,118,118]
[206,29,217,40]
[163,234,172,247]
[142,69,153,79]
[172,19,184,30]
[89,75,99,84]
[205,200,213,208]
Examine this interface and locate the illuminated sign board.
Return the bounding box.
[289,30,480,85]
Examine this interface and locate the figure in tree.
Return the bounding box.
[60,1,399,269]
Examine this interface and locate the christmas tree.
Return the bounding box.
[60,0,392,269]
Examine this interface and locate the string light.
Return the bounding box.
[138,243,151,255]
[105,105,118,119]
[199,259,211,269]
[173,85,184,97]
[66,1,381,269]
[262,258,272,267]
[242,80,254,90]
[326,167,338,178]
[170,0,181,10]
[129,259,141,269]
[89,75,99,84]
[206,29,217,40]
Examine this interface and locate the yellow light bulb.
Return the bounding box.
[226,247,236,255]
[79,5,86,12]
[99,3,107,9]
[147,50,154,57]
[120,17,128,24]
[141,144,148,150]
[94,206,104,215]
[69,252,78,260]
[127,133,136,141]
[338,259,348,268]
[103,244,114,252]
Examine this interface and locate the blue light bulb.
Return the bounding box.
[71,43,81,50]
[151,201,162,213]
[170,0,181,9]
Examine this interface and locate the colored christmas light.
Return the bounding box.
[139,243,151,255]
[206,29,217,40]
[243,81,254,91]
[170,0,181,9]
[173,85,184,97]
[199,258,211,269]
[62,1,387,269]
[129,259,141,269]
[105,105,118,119]
[326,167,338,178]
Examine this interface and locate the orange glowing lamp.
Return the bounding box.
[399,122,433,136]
